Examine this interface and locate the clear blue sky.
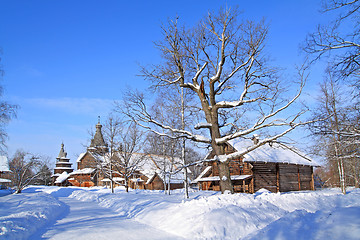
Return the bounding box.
[0,0,333,165]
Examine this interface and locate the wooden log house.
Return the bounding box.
[194,137,318,193]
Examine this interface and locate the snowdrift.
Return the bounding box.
[66,187,360,239]
[1,186,360,239]
[0,188,66,240]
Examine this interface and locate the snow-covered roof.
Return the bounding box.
[113,177,125,182]
[193,166,212,183]
[54,167,73,170]
[76,153,87,163]
[101,177,125,182]
[0,156,10,172]
[130,178,144,182]
[55,171,70,184]
[145,174,157,185]
[139,154,187,181]
[70,168,96,175]
[196,175,252,182]
[77,151,189,184]
[230,139,318,166]
[0,178,11,183]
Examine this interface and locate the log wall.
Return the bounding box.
[252,162,278,192]
[77,153,97,169]
[252,162,314,193]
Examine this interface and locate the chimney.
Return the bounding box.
[252,134,259,145]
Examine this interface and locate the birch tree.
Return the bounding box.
[126,8,312,193]
[309,75,360,193]
[304,1,360,192]
[9,150,43,194]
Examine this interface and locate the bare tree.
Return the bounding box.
[144,117,180,195]
[125,8,312,193]
[304,0,360,87]
[304,1,360,192]
[94,116,146,193]
[309,75,360,193]
[102,115,122,193]
[36,157,52,186]
[9,150,43,194]
[0,50,18,153]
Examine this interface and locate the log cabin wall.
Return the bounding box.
[213,158,252,176]
[146,174,164,190]
[229,159,242,175]
[252,162,278,193]
[278,164,299,192]
[251,162,315,193]
[211,162,219,176]
[77,153,97,169]
[299,165,313,190]
[279,164,314,192]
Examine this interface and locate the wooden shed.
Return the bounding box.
[194,139,318,193]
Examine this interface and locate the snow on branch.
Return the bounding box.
[194,122,212,129]
[215,75,306,144]
[134,118,211,144]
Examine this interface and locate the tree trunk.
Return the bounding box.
[218,161,233,193]
[110,161,114,194]
[167,176,171,195]
[125,179,129,192]
[210,121,234,193]
[181,87,189,199]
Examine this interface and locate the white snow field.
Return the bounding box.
[1,186,360,240]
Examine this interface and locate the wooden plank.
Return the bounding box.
[298,166,301,191]
[311,167,315,190]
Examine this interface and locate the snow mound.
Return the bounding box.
[61,187,360,240]
[0,189,65,240]
[247,207,360,240]
[3,186,360,240]
[136,193,286,239]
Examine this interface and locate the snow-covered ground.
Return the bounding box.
[1,186,360,240]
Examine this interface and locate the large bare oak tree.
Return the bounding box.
[126,8,312,193]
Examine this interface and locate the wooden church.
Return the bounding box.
[51,143,74,186]
[52,119,187,190]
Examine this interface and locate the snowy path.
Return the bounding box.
[29,196,184,240]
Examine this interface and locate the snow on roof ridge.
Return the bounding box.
[55,171,70,184]
[193,166,212,183]
[70,168,96,175]
[229,139,318,166]
[197,174,252,182]
[76,152,87,163]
